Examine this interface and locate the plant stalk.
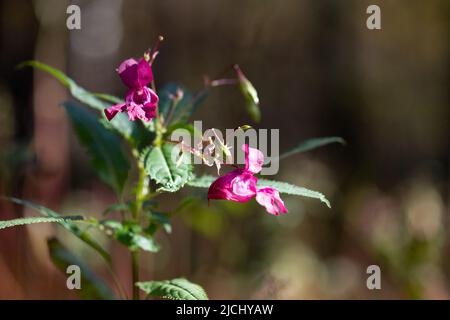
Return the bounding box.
[130,156,149,300]
[131,250,140,300]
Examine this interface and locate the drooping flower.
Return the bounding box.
[208,169,257,202]
[104,58,159,122]
[207,144,288,215]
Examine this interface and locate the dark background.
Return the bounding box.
[0,0,448,299]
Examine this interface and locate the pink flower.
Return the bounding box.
[208,144,288,215]
[208,170,257,202]
[104,58,159,122]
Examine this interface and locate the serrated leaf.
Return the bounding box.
[0,216,83,230]
[47,238,114,299]
[136,278,208,300]
[143,144,193,192]
[279,136,346,160]
[64,101,130,195]
[18,61,153,148]
[4,197,111,264]
[187,175,331,208]
[257,178,331,208]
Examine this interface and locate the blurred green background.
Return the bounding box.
[0,0,448,299]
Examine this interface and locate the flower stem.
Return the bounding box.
[210,78,238,87]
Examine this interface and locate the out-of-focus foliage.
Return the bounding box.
[48,238,115,300]
[136,278,208,300]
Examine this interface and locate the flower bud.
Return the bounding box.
[234,65,261,123]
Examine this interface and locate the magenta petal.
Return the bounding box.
[126,103,146,121]
[104,103,126,121]
[136,58,153,87]
[117,58,139,88]
[243,144,264,174]
[147,87,159,105]
[125,87,158,106]
[208,170,257,202]
[117,58,153,88]
[123,87,159,122]
[256,187,288,215]
[142,103,157,122]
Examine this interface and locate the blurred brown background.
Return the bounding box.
[0,0,448,299]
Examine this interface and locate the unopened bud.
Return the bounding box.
[234,65,261,123]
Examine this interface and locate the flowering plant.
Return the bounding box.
[0,37,343,300]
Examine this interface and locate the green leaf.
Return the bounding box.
[102,203,130,216]
[257,178,331,208]
[145,211,172,235]
[136,278,208,300]
[279,136,346,160]
[4,197,111,264]
[102,220,160,253]
[92,93,123,104]
[47,238,115,299]
[18,60,152,148]
[187,175,331,208]
[142,143,193,192]
[133,234,160,252]
[164,123,195,139]
[100,113,156,151]
[64,101,130,195]
[0,216,83,230]
[18,61,107,111]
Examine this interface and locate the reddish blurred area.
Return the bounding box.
[0,0,448,299]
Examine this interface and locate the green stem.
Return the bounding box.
[130,154,149,300]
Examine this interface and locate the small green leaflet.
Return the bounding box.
[101,220,160,253]
[279,136,346,160]
[187,175,331,208]
[142,143,193,192]
[136,278,208,300]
